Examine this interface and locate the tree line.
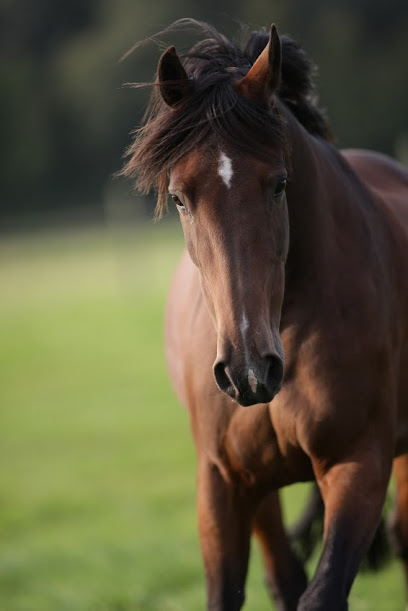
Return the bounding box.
[1,0,407,221]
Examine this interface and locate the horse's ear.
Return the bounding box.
[158,46,192,107]
[235,24,281,103]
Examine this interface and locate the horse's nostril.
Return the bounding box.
[214,355,283,405]
[213,361,235,398]
[266,354,284,392]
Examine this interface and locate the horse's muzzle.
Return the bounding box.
[213,354,283,406]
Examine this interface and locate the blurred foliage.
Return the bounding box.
[1,0,408,220]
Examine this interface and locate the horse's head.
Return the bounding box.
[122,23,293,406]
[159,26,288,406]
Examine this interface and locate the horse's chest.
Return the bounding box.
[224,403,312,488]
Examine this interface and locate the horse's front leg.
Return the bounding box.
[197,458,255,611]
[253,490,307,610]
[298,440,392,611]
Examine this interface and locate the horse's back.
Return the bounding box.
[342,149,408,232]
[343,148,408,335]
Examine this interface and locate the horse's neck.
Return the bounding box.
[281,104,363,296]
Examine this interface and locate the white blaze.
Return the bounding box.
[240,313,249,339]
[241,313,258,392]
[248,369,258,394]
[218,152,233,188]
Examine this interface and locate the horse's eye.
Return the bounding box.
[170,194,186,211]
[274,178,287,199]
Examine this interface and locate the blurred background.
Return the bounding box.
[1,1,408,609]
[2,0,408,226]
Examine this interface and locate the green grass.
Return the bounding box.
[0,220,405,610]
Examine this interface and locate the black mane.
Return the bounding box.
[120,19,333,216]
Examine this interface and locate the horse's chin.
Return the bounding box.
[219,380,282,407]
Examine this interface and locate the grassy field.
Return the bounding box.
[0,219,405,610]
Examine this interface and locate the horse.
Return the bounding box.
[287,482,390,572]
[121,19,408,610]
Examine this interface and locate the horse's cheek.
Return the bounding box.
[181,223,198,267]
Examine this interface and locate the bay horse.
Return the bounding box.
[122,19,408,610]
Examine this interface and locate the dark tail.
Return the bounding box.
[288,484,324,564]
[289,483,391,572]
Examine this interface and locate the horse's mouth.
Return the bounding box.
[213,357,283,406]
